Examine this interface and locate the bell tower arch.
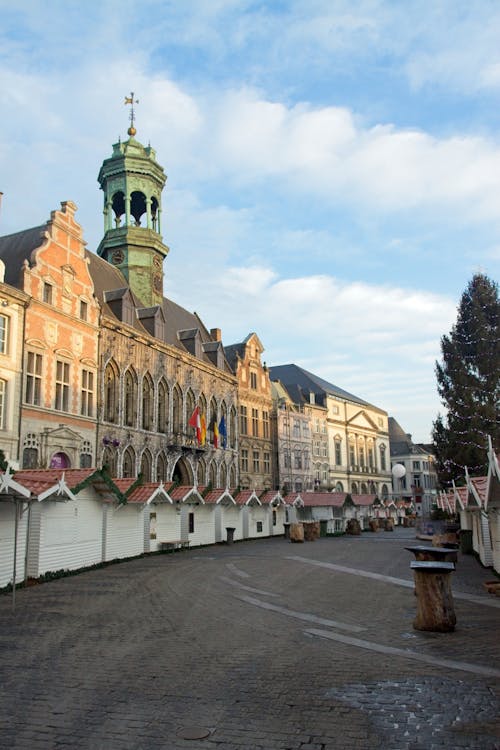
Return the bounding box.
[97,93,169,307]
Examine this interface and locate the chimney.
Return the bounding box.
[210,327,222,342]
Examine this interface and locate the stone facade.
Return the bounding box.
[225,333,273,490]
[0,201,100,470]
[269,364,392,497]
[0,269,29,466]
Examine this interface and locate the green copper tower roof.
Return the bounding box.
[97,96,169,308]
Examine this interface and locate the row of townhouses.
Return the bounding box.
[0,119,435,501]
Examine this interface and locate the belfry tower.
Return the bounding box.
[97,93,169,307]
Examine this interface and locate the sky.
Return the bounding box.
[0,0,499,443]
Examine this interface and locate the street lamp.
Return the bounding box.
[392,463,406,501]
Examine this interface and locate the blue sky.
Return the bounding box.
[1,0,499,442]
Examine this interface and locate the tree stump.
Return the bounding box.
[384,518,394,531]
[290,523,304,543]
[303,522,320,541]
[411,561,456,632]
[346,518,361,535]
[369,519,378,532]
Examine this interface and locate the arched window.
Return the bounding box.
[208,397,217,445]
[157,379,168,434]
[219,462,227,489]
[130,191,147,226]
[197,458,207,486]
[209,461,217,487]
[111,191,125,227]
[156,452,168,482]
[172,384,182,434]
[142,373,154,431]
[229,465,237,489]
[219,401,227,448]
[335,481,344,493]
[380,444,387,471]
[369,481,376,494]
[186,389,196,438]
[381,483,389,499]
[124,369,137,427]
[102,446,117,477]
[351,482,359,495]
[294,479,302,492]
[140,449,152,481]
[104,360,119,423]
[122,446,136,478]
[361,482,368,494]
[229,406,237,449]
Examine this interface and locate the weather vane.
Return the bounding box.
[124,92,139,136]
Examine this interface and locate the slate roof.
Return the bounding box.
[223,342,246,372]
[0,225,48,286]
[0,218,233,370]
[268,363,377,410]
[389,417,428,456]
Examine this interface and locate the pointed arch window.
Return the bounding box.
[122,446,136,478]
[197,458,207,486]
[156,452,168,482]
[209,461,217,487]
[185,389,196,438]
[219,462,227,489]
[229,465,237,489]
[172,385,182,434]
[124,369,138,427]
[209,397,217,445]
[142,373,154,431]
[104,361,119,423]
[140,449,152,481]
[157,379,169,434]
[102,446,118,477]
[229,406,237,449]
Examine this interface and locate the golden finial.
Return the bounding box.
[124,92,139,136]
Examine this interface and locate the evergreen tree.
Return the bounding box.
[432,273,499,486]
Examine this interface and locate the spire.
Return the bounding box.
[96,97,169,307]
[124,92,139,137]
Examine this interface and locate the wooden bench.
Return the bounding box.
[158,540,190,551]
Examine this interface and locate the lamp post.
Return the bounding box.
[392,463,406,501]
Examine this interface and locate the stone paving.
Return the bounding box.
[0,527,498,749]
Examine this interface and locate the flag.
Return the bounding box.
[188,406,201,444]
[213,418,219,449]
[219,415,227,449]
[200,413,207,446]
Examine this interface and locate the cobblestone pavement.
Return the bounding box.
[0,528,499,750]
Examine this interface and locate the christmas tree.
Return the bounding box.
[432,273,499,486]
